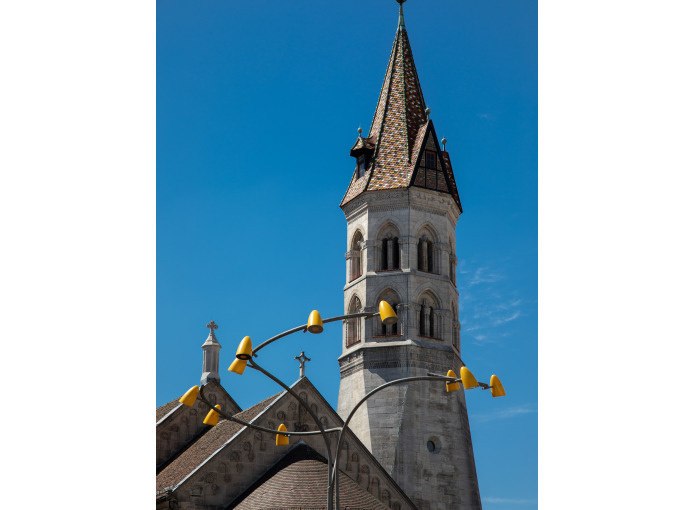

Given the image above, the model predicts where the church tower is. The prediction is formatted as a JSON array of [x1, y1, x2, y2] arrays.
[[337, 2, 482, 509]]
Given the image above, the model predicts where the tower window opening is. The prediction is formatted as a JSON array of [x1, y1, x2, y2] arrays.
[[346, 296, 362, 347], [381, 238, 389, 270], [418, 234, 436, 274], [378, 232, 400, 271], [429, 307, 435, 337], [418, 294, 440, 339], [449, 242, 455, 284], [349, 231, 364, 282], [452, 302, 460, 351], [381, 318, 398, 337], [374, 291, 400, 338]]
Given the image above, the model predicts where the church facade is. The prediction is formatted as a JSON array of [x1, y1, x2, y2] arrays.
[[157, 3, 481, 509]]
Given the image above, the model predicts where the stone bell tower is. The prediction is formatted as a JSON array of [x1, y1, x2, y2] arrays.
[[336, 2, 482, 509]]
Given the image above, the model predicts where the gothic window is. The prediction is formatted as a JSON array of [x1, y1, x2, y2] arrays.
[[346, 296, 362, 347], [376, 223, 400, 272], [349, 230, 364, 282], [417, 227, 438, 274], [452, 301, 460, 351], [374, 289, 400, 338], [449, 240, 456, 285], [418, 292, 441, 339], [381, 238, 389, 270]]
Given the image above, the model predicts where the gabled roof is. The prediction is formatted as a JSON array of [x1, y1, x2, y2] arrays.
[[156, 382, 242, 424], [156, 399, 181, 422], [156, 393, 281, 491], [340, 4, 462, 210], [230, 444, 390, 510], [156, 377, 417, 509]]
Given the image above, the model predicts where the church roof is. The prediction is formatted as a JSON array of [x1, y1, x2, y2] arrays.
[[340, 3, 462, 211], [156, 377, 418, 509], [156, 393, 281, 491], [230, 444, 390, 510], [156, 382, 242, 423], [156, 399, 180, 422]]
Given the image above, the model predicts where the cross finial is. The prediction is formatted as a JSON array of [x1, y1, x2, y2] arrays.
[[206, 320, 218, 334], [294, 351, 312, 378]]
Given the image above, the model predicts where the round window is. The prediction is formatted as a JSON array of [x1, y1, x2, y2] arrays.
[[426, 436, 441, 453]]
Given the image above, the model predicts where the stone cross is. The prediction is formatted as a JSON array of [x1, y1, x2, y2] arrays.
[[294, 351, 312, 378], [206, 320, 218, 336]]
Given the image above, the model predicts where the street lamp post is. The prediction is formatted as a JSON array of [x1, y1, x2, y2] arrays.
[[178, 302, 506, 510]]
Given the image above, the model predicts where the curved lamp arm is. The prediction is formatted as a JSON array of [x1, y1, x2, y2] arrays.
[[330, 374, 461, 508], [252, 311, 380, 355], [197, 385, 340, 437], [247, 358, 337, 510]]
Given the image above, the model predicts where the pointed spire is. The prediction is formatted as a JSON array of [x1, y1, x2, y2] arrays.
[[340, 1, 463, 211], [397, 0, 406, 30], [201, 320, 222, 385]]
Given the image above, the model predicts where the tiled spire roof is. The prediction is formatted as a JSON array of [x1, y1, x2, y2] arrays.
[[341, 2, 462, 211], [367, 6, 427, 183]]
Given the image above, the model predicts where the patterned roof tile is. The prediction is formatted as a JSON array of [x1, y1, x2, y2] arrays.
[[156, 393, 281, 491], [340, 10, 462, 210]]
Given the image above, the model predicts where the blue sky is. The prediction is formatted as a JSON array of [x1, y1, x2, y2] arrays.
[[157, 0, 536, 508]]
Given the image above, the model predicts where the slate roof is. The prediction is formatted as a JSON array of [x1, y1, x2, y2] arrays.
[[156, 399, 180, 422], [156, 393, 281, 491], [156, 382, 242, 423], [340, 7, 462, 210], [230, 444, 390, 510]]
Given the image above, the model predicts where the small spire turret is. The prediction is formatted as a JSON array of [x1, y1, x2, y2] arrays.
[[201, 320, 222, 384]]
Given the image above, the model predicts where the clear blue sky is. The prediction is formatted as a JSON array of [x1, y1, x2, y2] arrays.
[[157, 0, 536, 508]]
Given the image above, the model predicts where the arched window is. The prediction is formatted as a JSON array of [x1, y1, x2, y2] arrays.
[[418, 292, 441, 339], [452, 301, 460, 351], [374, 289, 400, 338], [448, 240, 455, 284], [417, 227, 438, 274], [349, 231, 364, 282], [346, 295, 362, 347], [376, 224, 400, 272]]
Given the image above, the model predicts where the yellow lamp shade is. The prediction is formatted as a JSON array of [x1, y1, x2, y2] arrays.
[[307, 310, 324, 334], [179, 385, 199, 407], [379, 301, 398, 326], [275, 423, 289, 446], [490, 374, 506, 398], [203, 404, 222, 426], [445, 369, 460, 393], [228, 358, 247, 375], [235, 336, 253, 360], [460, 366, 479, 390]]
